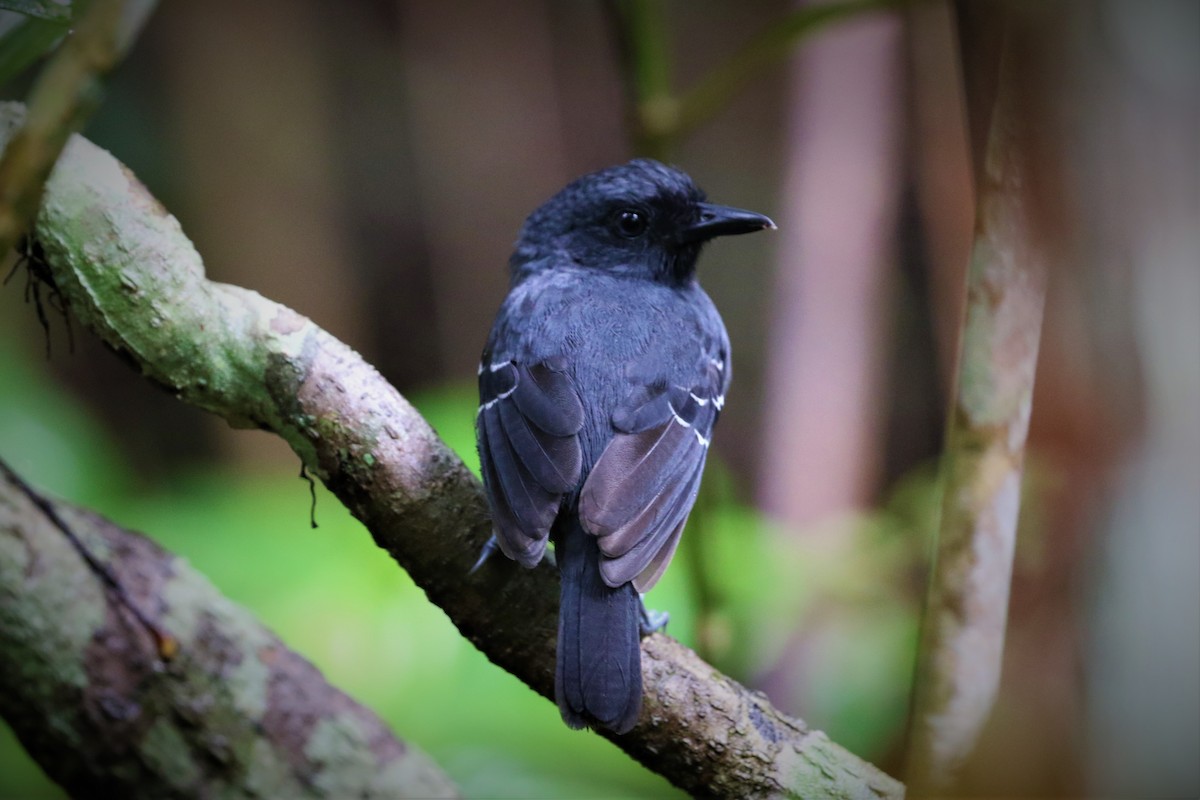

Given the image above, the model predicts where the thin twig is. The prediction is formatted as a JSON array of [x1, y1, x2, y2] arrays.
[[605, 0, 675, 158], [608, 0, 899, 156], [673, 0, 898, 140], [0, 0, 157, 256]]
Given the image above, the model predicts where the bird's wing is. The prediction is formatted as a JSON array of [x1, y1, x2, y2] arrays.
[[579, 354, 726, 592], [476, 354, 584, 567]]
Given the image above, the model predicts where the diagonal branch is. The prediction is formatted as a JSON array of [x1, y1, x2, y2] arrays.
[[0, 458, 461, 799], [1, 101, 902, 799]]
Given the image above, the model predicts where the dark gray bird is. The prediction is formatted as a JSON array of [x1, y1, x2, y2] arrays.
[[476, 158, 773, 733]]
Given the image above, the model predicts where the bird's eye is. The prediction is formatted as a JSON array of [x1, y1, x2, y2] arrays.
[[613, 208, 648, 238]]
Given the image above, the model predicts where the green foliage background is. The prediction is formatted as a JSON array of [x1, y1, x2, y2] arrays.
[[0, 312, 922, 797]]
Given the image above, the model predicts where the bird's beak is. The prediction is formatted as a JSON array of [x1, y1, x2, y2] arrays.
[[680, 202, 776, 244]]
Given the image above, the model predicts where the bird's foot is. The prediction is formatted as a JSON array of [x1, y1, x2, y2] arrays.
[[468, 536, 500, 575], [470, 536, 557, 574], [638, 598, 669, 636]]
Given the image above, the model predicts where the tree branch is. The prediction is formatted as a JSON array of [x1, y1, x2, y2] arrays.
[[1, 101, 902, 799], [0, 458, 460, 799], [905, 2, 1059, 791]]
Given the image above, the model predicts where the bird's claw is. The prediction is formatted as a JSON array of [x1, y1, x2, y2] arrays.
[[469, 536, 500, 575], [639, 600, 669, 636], [470, 536, 558, 574]]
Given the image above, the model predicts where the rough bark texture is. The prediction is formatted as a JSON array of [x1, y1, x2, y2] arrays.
[[905, 3, 1055, 792], [1, 101, 902, 799], [0, 462, 459, 799]]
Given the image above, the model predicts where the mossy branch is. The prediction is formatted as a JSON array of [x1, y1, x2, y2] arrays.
[[0, 459, 461, 799], [0, 101, 903, 799]]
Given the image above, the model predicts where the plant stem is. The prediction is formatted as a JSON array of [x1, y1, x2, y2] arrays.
[[607, 0, 676, 158], [674, 0, 897, 140], [0, 0, 156, 255]]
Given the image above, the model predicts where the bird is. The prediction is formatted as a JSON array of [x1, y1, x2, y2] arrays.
[[475, 158, 774, 734]]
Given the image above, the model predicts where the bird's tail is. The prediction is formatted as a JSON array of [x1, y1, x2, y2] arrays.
[[555, 511, 642, 734]]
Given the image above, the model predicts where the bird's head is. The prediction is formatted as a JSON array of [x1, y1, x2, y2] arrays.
[[511, 159, 774, 285]]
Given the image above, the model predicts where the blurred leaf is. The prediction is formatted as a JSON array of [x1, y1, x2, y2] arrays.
[[0, 723, 62, 797], [801, 601, 917, 756], [0, 328, 131, 509], [0, 13, 67, 86], [658, 463, 937, 762], [0, 2, 72, 23]]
